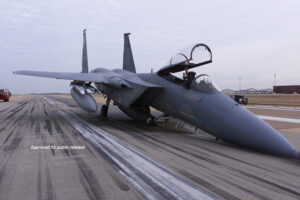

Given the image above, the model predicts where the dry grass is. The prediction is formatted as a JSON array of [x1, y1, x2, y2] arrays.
[[243, 94, 300, 106]]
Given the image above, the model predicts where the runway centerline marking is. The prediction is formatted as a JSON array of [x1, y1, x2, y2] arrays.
[[43, 97, 217, 200], [257, 115, 300, 124], [246, 105, 300, 112]]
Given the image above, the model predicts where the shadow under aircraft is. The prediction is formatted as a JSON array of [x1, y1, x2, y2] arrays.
[[14, 30, 299, 158]]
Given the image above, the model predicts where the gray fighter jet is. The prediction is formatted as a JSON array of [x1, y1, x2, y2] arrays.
[[14, 30, 299, 158]]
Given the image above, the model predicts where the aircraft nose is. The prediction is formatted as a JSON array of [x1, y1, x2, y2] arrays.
[[221, 106, 299, 158]]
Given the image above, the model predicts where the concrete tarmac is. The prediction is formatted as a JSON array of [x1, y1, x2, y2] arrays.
[[0, 95, 300, 200]]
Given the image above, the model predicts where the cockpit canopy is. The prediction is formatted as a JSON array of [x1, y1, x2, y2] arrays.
[[158, 43, 212, 75], [190, 74, 220, 93], [157, 43, 219, 93]]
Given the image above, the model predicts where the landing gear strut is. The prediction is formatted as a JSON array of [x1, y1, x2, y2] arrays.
[[100, 98, 111, 118]]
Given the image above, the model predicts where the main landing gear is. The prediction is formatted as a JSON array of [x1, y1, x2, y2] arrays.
[[100, 98, 111, 119]]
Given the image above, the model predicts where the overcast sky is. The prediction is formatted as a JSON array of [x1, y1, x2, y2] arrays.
[[1, 0, 300, 93]]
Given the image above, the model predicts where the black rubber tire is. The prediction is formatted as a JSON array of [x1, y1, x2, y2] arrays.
[[100, 105, 108, 117], [145, 117, 156, 126]]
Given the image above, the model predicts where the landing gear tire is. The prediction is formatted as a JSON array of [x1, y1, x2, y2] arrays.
[[99, 97, 111, 119], [100, 105, 108, 118], [146, 117, 156, 126]]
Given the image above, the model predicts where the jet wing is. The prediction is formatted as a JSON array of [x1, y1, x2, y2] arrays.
[[13, 70, 163, 107], [13, 70, 107, 83]]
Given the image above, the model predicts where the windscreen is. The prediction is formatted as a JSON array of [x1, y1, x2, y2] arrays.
[[190, 74, 220, 93]]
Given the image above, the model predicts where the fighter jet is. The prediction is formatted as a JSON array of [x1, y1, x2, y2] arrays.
[[14, 30, 299, 158]]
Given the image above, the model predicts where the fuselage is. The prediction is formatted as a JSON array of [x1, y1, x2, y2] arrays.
[[92, 68, 299, 158], [139, 72, 228, 137], [141, 73, 299, 158]]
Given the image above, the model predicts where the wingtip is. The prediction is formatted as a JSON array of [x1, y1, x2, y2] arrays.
[[12, 70, 27, 75], [83, 29, 87, 35]]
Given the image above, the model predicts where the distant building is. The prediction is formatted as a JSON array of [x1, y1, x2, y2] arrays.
[[222, 89, 235, 94], [258, 88, 273, 94], [223, 88, 273, 94], [239, 88, 259, 94], [273, 85, 300, 94]]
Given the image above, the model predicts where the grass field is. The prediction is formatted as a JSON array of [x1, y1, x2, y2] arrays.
[[243, 94, 300, 106]]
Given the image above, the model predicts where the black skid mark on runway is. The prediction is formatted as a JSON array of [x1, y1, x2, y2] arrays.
[[0, 106, 10, 114], [30, 118, 35, 129], [42, 101, 49, 116], [13, 110, 27, 126], [58, 140, 105, 199], [3, 133, 23, 151], [50, 144, 55, 156], [0, 127, 5, 133], [95, 119, 211, 168], [45, 164, 56, 200], [3, 130, 14, 144], [177, 169, 241, 200], [104, 124, 207, 168], [116, 121, 300, 198], [51, 96, 77, 107], [35, 121, 41, 137], [17, 100, 29, 105], [52, 119, 64, 135], [73, 123, 180, 200], [71, 129, 79, 137], [10, 100, 29, 112], [30, 105, 35, 113], [107, 120, 221, 166], [231, 168, 300, 198], [6, 105, 25, 120], [50, 148, 55, 156], [216, 176, 269, 200], [85, 146, 97, 158], [0, 154, 11, 186], [45, 110, 105, 200], [37, 152, 42, 200], [108, 172, 130, 191], [188, 138, 275, 173], [76, 157, 105, 200], [45, 120, 52, 135], [63, 149, 69, 157], [273, 166, 300, 179]]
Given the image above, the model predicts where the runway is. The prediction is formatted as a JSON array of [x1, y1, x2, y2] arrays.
[[1, 95, 300, 200]]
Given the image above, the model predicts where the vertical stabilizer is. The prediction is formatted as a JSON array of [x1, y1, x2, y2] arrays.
[[82, 29, 89, 73], [123, 33, 136, 73]]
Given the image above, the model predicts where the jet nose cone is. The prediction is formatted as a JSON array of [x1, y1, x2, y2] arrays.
[[221, 106, 299, 158]]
